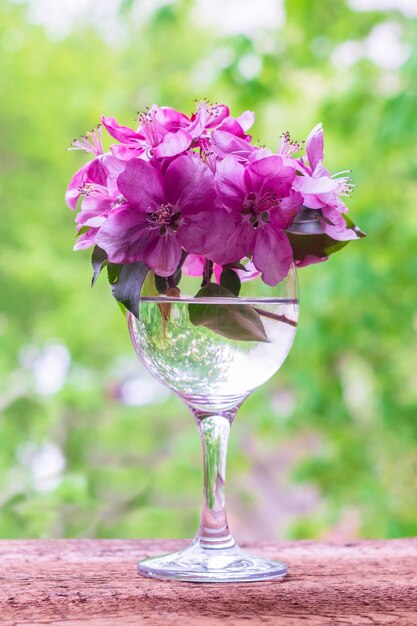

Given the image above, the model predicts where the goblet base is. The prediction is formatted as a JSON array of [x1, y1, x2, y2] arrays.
[[137, 539, 287, 583]]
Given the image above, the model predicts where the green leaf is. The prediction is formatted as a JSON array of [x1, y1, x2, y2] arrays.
[[172, 249, 188, 285], [288, 207, 324, 235], [155, 274, 168, 294], [107, 262, 123, 285], [189, 283, 268, 342], [107, 262, 149, 318], [223, 261, 248, 272], [344, 213, 366, 237], [172, 269, 182, 286], [220, 268, 241, 296], [91, 245, 108, 286], [287, 231, 348, 260], [286, 207, 366, 262]]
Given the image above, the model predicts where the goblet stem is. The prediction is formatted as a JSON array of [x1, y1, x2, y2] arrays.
[[195, 413, 234, 549], [136, 403, 288, 581]]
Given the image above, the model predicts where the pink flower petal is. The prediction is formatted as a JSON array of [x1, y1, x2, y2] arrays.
[[157, 106, 189, 130], [102, 154, 126, 195], [235, 110, 255, 132], [182, 254, 205, 277], [300, 194, 326, 209], [66, 157, 108, 210], [211, 130, 255, 161], [154, 129, 192, 158], [66, 162, 90, 210], [76, 203, 109, 225], [164, 155, 216, 214], [187, 102, 230, 139], [102, 154, 126, 179], [248, 148, 274, 163], [186, 103, 208, 139], [208, 221, 254, 266], [206, 104, 230, 128], [110, 144, 145, 160], [296, 255, 328, 268], [313, 162, 332, 178], [73, 227, 99, 251], [117, 159, 164, 210], [249, 155, 295, 188], [253, 227, 293, 286], [213, 264, 223, 283], [306, 123, 324, 171], [238, 260, 261, 282], [321, 205, 358, 241], [143, 234, 182, 277], [182, 254, 223, 283], [178, 207, 234, 256], [322, 222, 358, 241], [293, 174, 339, 195], [217, 117, 246, 138], [270, 190, 303, 229], [101, 115, 141, 143], [96, 206, 156, 264], [87, 158, 108, 186], [215, 157, 246, 212]]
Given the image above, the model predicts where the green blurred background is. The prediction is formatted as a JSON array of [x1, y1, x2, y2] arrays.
[[1, 0, 416, 541]]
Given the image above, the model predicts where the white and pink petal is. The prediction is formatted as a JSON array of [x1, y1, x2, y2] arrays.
[[305, 123, 324, 171]]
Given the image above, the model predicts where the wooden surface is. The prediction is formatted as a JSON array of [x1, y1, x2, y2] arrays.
[[0, 539, 416, 625]]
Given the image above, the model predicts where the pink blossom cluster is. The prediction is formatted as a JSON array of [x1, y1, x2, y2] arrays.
[[67, 101, 358, 286]]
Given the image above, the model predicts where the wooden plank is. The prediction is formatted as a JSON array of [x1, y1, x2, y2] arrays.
[[0, 539, 416, 625]]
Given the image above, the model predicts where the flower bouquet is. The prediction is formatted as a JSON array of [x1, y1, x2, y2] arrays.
[[67, 101, 364, 582]]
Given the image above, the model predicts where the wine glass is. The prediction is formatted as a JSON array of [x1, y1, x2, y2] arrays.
[[127, 264, 299, 582]]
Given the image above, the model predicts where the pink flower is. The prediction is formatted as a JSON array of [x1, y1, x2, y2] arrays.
[[294, 124, 340, 207], [211, 156, 302, 285], [74, 226, 101, 251], [74, 155, 125, 229], [183, 254, 260, 283], [101, 116, 141, 144], [68, 105, 364, 286], [101, 102, 255, 163], [295, 255, 328, 268], [96, 155, 225, 276], [183, 255, 222, 283], [69, 125, 104, 156], [187, 102, 230, 138], [102, 106, 192, 161], [294, 123, 358, 241], [140, 106, 192, 158], [301, 124, 356, 204], [69, 154, 125, 251], [66, 127, 106, 210], [210, 130, 257, 162], [188, 101, 254, 143], [233, 110, 255, 133], [209, 128, 276, 167], [277, 131, 304, 167]]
